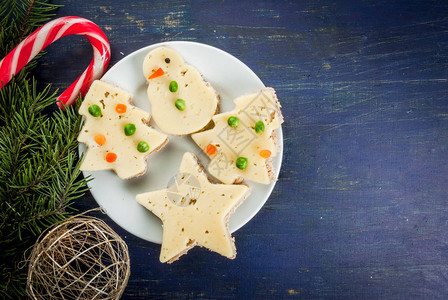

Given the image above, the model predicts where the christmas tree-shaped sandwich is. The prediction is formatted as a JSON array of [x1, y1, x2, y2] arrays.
[[78, 80, 168, 179], [192, 88, 283, 184]]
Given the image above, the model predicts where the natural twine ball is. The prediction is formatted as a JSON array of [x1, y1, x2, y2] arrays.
[[27, 215, 130, 300]]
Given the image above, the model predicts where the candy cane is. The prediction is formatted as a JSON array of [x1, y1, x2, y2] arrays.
[[0, 16, 111, 108]]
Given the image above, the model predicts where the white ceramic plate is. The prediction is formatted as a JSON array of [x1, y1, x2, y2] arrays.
[[80, 41, 283, 244]]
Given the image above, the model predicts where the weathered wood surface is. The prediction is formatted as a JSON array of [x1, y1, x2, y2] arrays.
[[34, 0, 448, 298]]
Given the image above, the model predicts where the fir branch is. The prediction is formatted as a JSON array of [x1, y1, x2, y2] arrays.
[[19, 0, 35, 42], [0, 0, 61, 57], [0, 1, 91, 298], [0, 87, 88, 298]]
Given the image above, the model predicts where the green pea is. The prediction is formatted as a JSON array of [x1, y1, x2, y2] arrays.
[[124, 123, 136, 136], [236, 157, 248, 170], [88, 104, 102, 117], [227, 116, 239, 128], [137, 141, 150, 153], [175, 99, 186, 111], [255, 120, 265, 133], [169, 81, 178, 92]]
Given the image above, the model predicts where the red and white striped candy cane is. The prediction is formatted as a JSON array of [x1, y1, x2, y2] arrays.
[[0, 16, 111, 108]]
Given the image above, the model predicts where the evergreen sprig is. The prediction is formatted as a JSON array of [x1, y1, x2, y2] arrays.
[[0, 0, 61, 57], [0, 1, 89, 298]]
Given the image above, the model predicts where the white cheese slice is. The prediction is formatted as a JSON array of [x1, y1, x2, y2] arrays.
[[143, 47, 219, 135], [78, 80, 168, 179], [136, 152, 250, 263], [191, 88, 283, 184]]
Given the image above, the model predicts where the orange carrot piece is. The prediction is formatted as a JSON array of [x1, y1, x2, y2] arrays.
[[115, 103, 127, 113], [148, 67, 165, 79], [206, 144, 218, 155], [259, 150, 271, 159], [105, 152, 117, 163], [94, 134, 106, 145]]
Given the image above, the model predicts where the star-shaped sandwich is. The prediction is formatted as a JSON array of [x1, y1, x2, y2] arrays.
[[191, 88, 283, 184], [78, 80, 168, 179], [136, 152, 250, 263]]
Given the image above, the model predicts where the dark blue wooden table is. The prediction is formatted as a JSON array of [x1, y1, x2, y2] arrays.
[[35, 0, 448, 298]]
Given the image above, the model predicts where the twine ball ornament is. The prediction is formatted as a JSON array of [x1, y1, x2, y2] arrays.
[[27, 215, 130, 300]]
